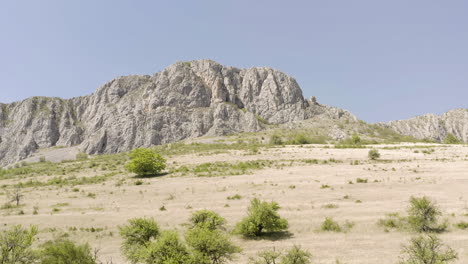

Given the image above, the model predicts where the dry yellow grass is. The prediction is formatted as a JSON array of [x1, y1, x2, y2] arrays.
[[1, 143, 467, 263]]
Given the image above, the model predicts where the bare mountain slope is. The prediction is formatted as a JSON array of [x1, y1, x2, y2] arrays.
[[381, 109, 468, 142]]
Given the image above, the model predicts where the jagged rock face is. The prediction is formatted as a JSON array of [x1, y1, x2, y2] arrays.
[[383, 109, 468, 142], [0, 60, 355, 165]]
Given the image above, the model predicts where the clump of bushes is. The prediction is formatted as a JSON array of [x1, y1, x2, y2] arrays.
[[119, 211, 241, 264], [249, 246, 311, 264], [125, 148, 166, 176], [235, 198, 289, 237], [0, 225, 101, 264], [320, 217, 354, 232]]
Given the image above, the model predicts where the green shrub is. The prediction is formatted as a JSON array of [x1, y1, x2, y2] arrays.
[[38, 238, 96, 264], [189, 210, 226, 230], [0, 225, 38, 264], [443, 133, 461, 144], [227, 194, 242, 200], [321, 217, 341, 232], [368, 149, 380, 160], [455, 221, 468, 230], [119, 217, 160, 263], [249, 246, 311, 264], [235, 198, 288, 237], [185, 227, 241, 264], [280, 245, 311, 264], [407, 196, 446, 233], [399, 235, 457, 264], [269, 135, 283, 145], [144, 231, 191, 264], [249, 248, 281, 264], [125, 148, 166, 176], [356, 178, 368, 183]]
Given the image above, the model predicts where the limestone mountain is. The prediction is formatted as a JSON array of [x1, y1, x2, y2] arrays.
[[0, 60, 355, 165], [381, 109, 468, 143]]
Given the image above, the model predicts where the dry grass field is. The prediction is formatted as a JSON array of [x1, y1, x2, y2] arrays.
[[1, 143, 467, 263]]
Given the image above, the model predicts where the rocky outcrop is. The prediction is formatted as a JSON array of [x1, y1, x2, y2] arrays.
[[0, 60, 355, 165], [382, 109, 468, 142]]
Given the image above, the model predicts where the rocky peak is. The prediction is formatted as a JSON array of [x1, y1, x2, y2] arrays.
[[0, 60, 355, 165]]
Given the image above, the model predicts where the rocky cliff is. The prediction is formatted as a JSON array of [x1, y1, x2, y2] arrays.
[[382, 109, 468, 142], [0, 60, 355, 165]]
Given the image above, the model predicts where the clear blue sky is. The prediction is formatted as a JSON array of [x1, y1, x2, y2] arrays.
[[1, 1, 467, 122]]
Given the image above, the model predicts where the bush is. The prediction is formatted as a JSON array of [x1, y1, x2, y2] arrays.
[[236, 198, 288, 237], [185, 227, 241, 264], [443, 133, 460, 144], [119, 217, 160, 263], [269, 135, 283, 145], [407, 196, 446, 233], [38, 239, 96, 264], [321, 217, 342, 232], [189, 210, 226, 230], [144, 231, 191, 264], [399, 235, 457, 264], [249, 246, 311, 264], [455, 221, 468, 230], [0, 225, 38, 264], [249, 249, 281, 264], [125, 148, 166, 176], [368, 149, 380, 160], [281, 246, 311, 264]]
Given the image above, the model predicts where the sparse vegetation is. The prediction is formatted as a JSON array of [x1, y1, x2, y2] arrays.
[[249, 246, 311, 264], [443, 133, 461, 144]]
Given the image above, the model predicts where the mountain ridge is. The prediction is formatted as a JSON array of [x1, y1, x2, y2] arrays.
[[0, 59, 356, 165]]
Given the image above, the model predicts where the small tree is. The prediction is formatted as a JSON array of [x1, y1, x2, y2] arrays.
[[38, 238, 97, 264], [368, 149, 380, 160], [407, 196, 446, 233], [236, 198, 288, 237], [399, 235, 457, 264], [8, 188, 23, 207], [443, 133, 460, 144], [0, 225, 38, 264], [143, 231, 191, 264], [119, 217, 160, 263], [125, 148, 166, 176]]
